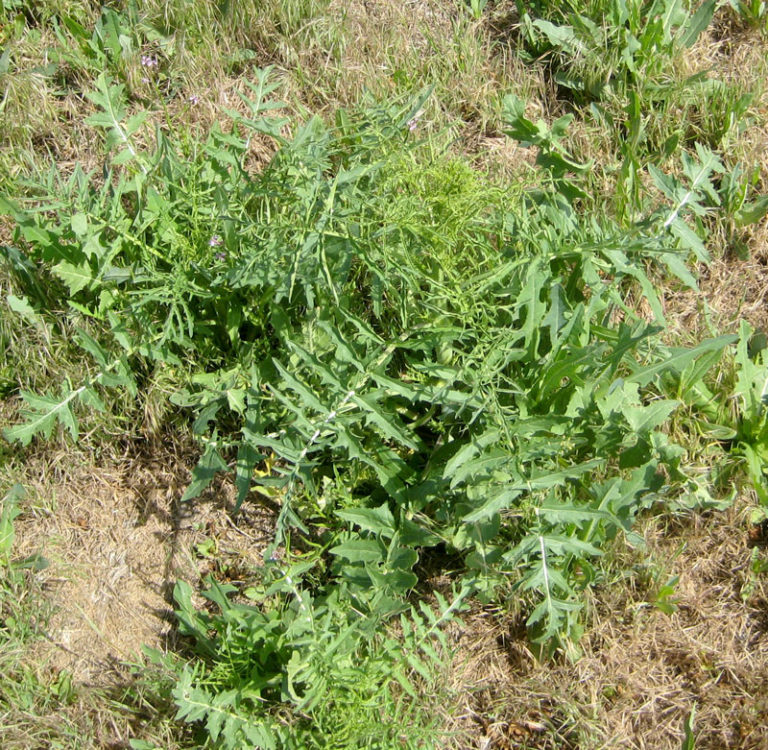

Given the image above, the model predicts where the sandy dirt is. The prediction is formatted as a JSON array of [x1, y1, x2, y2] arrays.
[[11, 443, 275, 687]]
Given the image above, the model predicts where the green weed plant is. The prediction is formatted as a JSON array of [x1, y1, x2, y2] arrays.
[[728, 0, 768, 30], [1, 67, 762, 745], [515, 0, 716, 102]]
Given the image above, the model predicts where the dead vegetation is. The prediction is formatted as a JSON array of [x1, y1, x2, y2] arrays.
[[11, 442, 275, 687], [443, 495, 768, 749]]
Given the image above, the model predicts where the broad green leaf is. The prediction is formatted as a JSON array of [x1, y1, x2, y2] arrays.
[[623, 399, 680, 435], [80, 386, 106, 413], [369, 371, 421, 400], [521, 561, 571, 596], [0, 485, 24, 557], [181, 445, 228, 502], [4, 388, 84, 446], [443, 429, 501, 480], [70, 212, 89, 237], [461, 487, 523, 523], [226, 388, 246, 415], [318, 320, 365, 372], [386, 543, 418, 572], [449, 447, 510, 488], [678, 0, 715, 47], [662, 252, 698, 290], [532, 19, 581, 53], [378, 567, 418, 593], [536, 505, 612, 529], [519, 257, 545, 358], [736, 195, 768, 227], [525, 458, 605, 490], [453, 513, 500, 549], [76, 328, 108, 367], [329, 538, 384, 563], [7, 294, 37, 320], [332, 429, 408, 502], [669, 219, 709, 262], [352, 392, 421, 451], [502, 94, 543, 144], [626, 335, 737, 386], [400, 517, 441, 547], [234, 443, 260, 512], [681, 704, 696, 750], [53, 261, 93, 295], [336, 503, 396, 537], [535, 533, 602, 557]]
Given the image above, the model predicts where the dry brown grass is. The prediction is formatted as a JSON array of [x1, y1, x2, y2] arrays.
[[660, 22, 768, 341], [440, 495, 768, 749], [665, 231, 768, 340], [10, 441, 275, 687]]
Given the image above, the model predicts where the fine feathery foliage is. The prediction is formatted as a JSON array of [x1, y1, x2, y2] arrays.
[[1, 67, 763, 742], [168, 573, 472, 748]]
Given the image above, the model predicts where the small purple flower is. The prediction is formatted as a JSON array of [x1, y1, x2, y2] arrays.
[[214, 251, 227, 262], [209, 234, 223, 247], [188, 94, 200, 106], [407, 117, 419, 132], [141, 55, 158, 68]]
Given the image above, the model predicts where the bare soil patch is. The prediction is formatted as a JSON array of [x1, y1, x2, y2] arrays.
[[11, 442, 275, 687]]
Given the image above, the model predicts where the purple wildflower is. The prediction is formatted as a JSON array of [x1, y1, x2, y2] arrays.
[[141, 55, 158, 68], [209, 235, 223, 247], [214, 251, 227, 262], [188, 94, 200, 106]]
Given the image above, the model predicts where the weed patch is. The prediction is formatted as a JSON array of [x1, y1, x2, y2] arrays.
[[1, 2, 768, 747]]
